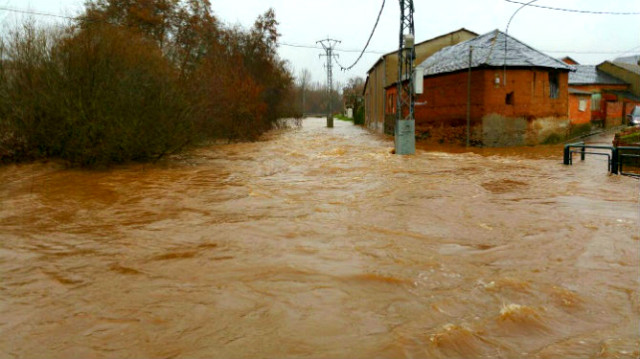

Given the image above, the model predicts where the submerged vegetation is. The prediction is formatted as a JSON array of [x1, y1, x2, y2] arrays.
[[0, 0, 296, 166], [617, 126, 640, 145]]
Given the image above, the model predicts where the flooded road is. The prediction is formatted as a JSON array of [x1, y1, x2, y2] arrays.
[[1, 118, 638, 358]]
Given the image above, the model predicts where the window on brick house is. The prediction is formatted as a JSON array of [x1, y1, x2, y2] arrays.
[[579, 99, 587, 112], [505, 92, 514, 105], [549, 71, 559, 99], [591, 93, 601, 111], [386, 93, 396, 114]]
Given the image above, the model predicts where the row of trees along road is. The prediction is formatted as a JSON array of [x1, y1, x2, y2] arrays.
[[0, 0, 297, 167], [292, 68, 364, 123]]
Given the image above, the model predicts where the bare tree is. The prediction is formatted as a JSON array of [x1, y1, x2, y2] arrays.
[[297, 68, 312, 116], [343, 76, 365, 124]]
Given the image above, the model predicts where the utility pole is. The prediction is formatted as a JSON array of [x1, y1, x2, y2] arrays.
[[466, 45, 473, 147], [317, 38, 341, 128], [395, 0, 416, 155]]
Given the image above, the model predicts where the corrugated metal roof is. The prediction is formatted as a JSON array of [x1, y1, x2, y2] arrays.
[[614, 55, 640, 65], [569, 65, 627, 85], [417, 30, 573, 76]]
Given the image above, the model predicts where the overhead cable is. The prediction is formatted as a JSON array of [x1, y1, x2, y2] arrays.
[[504, 0, 640, 15], [0, 5, 76, 20], [279, 42, 386, 55], [335, 0, 386, 71]]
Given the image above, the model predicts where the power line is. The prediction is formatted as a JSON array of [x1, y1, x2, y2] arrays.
[[0, 5, 389, 56], [279, 42, 386, 55], [503, 0, 539, 85], [0, 5, 76, 20], [542, 47, 640, 55], [280, 41, 640, 57], [504, 0, 640, 15], [335, 0, 386, 71], [3, 4, 636, 61]]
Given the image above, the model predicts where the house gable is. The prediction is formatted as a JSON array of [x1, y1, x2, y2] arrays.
[[598, 61, 640, 97]]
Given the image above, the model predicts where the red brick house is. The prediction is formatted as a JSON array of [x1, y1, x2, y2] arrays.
[[597, 61, 640, 125], [567, 63, 635, 127], [386, 30, 573, 146]]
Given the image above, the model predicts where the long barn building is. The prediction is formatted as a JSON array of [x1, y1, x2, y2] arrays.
[[363, 28, 478, 134]]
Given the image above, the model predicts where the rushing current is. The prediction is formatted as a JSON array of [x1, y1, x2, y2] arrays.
[[1, 118, 638, 358]]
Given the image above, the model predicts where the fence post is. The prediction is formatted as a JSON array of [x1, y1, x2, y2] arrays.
[[611, 147, 619, 174], [563, 144, 572, 165]]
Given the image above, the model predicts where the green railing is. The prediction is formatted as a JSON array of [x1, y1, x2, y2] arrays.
[[563, 142, 640, 177]]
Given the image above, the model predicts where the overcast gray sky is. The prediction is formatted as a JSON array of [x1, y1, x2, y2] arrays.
[[2, 0, 639, 88]]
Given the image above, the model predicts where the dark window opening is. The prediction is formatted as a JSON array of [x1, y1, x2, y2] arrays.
[[549, 71, 559, 99], [506, 92, 514, 105], [386, 93, 396, 114]]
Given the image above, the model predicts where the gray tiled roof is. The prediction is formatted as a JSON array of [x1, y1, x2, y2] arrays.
[[418, 30, 572, 76], [569, 65, 627, 85]]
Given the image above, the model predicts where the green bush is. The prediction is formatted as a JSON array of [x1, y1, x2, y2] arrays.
[[354, 105, 364, 125], [1, 23, 192, 166], [335, 114, 352, 122], [620, 131, 640, 144]]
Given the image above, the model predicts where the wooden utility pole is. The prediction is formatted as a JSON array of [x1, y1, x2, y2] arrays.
[[466, 46, 473, 147]]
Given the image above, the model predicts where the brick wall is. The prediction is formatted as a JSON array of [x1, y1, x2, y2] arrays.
[[569, 94, 591, 125], [606, 101, 624, 127], [569, 84, 628, 122]]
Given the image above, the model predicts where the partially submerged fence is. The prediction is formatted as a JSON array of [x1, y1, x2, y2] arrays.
[[563, 142, 640, 178]]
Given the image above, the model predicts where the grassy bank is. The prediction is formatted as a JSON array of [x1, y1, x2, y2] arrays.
[[335, 114, 353, 122]]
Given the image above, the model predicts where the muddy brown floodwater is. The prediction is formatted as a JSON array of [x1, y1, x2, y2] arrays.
[[1, 118, 639, 358]]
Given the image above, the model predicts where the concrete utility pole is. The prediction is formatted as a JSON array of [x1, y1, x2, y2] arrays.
[[395, 0, 416, 155], [317, 38, 341, 128]]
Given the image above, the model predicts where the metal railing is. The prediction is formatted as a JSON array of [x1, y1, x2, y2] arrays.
[[563, 142, 640, 177], [618, 147, 640, 178]]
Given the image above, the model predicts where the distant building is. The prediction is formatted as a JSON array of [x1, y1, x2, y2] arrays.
[[597, 61, 640, 126], [386, 30, 573, 147], [561, 56, 580, 65], [363, 28, 478, 134], [567, 64, 633, 127]]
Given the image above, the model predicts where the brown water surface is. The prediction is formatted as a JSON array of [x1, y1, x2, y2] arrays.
[[1, 118, 638, 358]]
